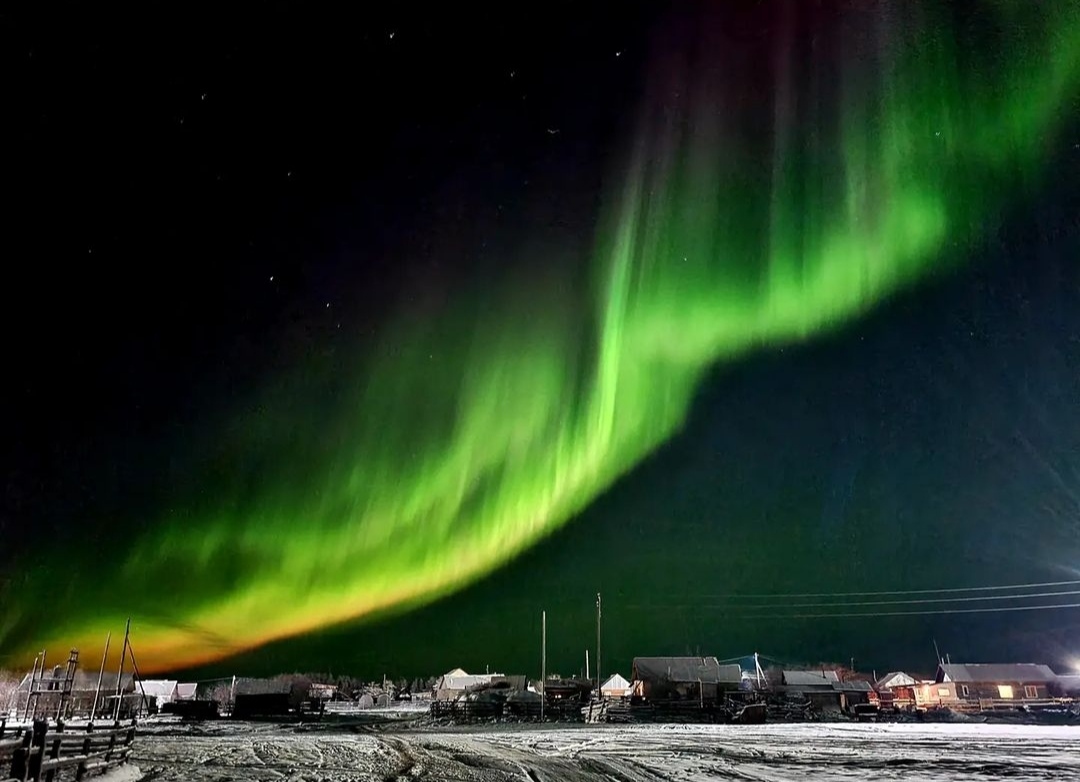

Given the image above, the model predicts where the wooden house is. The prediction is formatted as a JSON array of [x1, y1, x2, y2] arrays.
[[875, 671, 920, 709], [631, 657, 742, 702], [780, 670, 875, 711], [933, 663, 1060, 708]]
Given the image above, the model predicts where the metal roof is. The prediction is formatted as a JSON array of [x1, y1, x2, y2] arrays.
[[633, 657, 743, 685], [832, 680, 874, 692], [138, 680, 179, 700], [876, 672, 917, 689], [601, 673, 631, 691], [782, 670, 840, 687], [938, 663, 1057, 684]]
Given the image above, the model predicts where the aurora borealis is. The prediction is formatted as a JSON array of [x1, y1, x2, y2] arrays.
[[3, 2, 1080, 673]]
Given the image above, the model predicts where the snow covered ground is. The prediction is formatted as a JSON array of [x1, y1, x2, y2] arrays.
[[125, 721, 1079, 780]]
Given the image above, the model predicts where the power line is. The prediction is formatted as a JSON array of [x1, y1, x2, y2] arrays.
[[669, 579, 1080, 600], [730, 602, 1080, 620], [708, 588, 1080, 610]]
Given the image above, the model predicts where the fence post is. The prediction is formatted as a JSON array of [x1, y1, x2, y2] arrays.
[[10, 729, 31, 781], [43, 720, 62, 782], [76, 723, 93, 781], [27, 720, 47, 782], [105, 727, 117, 762]]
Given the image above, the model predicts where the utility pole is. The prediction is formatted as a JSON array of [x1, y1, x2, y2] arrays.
[[595, 592, 602, 696], [540, 610, 547, 722], [90, 632, 111, 724], [112, 619, 131, 722], [933, 638, 942, 665], [585, 649, 590, 681]]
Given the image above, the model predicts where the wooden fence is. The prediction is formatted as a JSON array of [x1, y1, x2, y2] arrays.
[[0, 719, 136, 782]]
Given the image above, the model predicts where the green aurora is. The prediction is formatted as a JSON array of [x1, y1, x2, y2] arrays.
[[3, 2, 1079, 670]]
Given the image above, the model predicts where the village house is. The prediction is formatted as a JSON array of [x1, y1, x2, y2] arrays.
[[631, 657, 743, 703], [780, 670, 876, 711], [875, 671, 922, 710], [432, 668, 504, 701], [928, 663, 1060, 708], [139, 680, 179, 709]]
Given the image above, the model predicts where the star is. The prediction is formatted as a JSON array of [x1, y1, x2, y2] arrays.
[[389, 31, 395, 40], [546, 128, 560, 135], [200, 93, 207, 101]]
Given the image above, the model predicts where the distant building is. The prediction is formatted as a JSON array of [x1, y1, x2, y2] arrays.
[[175, 683, 198, 701], [137, 680, 179, 709], [631, 657, 742, 702], [309, 683, 338, 701], [875, 671, 921, 709], [432, 668, 503, 701], [780, 670, 875, 711], [600, 673, 631, 698], [932, 663, 1059, 706]]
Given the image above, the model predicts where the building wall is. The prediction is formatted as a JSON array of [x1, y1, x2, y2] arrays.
[[952, 681, 1051, 702], [915, 682, 960, 707]]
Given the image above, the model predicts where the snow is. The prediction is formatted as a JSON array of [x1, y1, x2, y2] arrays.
[[125, 721, 1080, 780]]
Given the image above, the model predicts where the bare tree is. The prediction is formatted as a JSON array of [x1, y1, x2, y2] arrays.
[[0, 670, 21, 715]]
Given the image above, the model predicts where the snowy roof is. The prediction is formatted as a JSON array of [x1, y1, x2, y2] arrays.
[[938, 663, 1057, 684], [176, 683, 198, 700], [633, 657, 742, 685], [601, 673, 631, 691], [443, 668, 469, 678], [782, 670, 840, 687], [435, 673, 494, 692], [877, 672, 917, 689], [138, 680, 178, 700]]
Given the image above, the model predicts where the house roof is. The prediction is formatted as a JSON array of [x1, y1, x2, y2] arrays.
[[17, 671, 136, 693], [176, 683, 198, 700], [832, 680, 874, 693], [876, 671, 917, 689], [601, 673, 631, 691], [435, 674, 494, 691], [782, 670, 840, 687], [938, 663, 1057, 684], [138, 680, 179, 700], [632, 657, 742, 685]]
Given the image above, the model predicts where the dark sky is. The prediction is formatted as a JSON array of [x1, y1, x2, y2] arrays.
[[3, 3, 1080, 680]]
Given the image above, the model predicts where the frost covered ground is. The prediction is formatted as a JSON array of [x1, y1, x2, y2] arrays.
[[124, 721, 1079, 781]]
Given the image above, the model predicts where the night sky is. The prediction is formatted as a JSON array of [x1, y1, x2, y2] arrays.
[[3, 2, 1080, 681]]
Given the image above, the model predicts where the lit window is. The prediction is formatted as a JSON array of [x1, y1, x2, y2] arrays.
[[998, 685, 1014, 699], [937, 687, 950, 697], [1024, 686, 1038, 699]]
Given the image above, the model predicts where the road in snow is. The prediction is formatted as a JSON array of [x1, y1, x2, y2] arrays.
[[127, 721, 1080, 781]]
